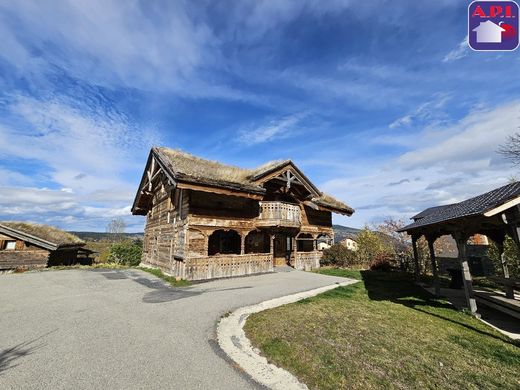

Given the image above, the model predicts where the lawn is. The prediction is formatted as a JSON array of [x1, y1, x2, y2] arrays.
[[244, 269, 520, 390]]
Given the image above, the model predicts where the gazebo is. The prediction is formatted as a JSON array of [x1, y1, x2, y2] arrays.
[[398, 182, 520, 316]]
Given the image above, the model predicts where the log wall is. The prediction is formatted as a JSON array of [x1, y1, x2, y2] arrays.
[[0, 238, 50, 269], [141, 186, 189, 277], [0, 249, 50, 269]]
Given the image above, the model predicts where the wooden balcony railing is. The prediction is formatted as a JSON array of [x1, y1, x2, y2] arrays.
[[257, 201, 301, 228]]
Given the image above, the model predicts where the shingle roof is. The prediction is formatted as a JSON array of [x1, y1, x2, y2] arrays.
[[411, 204, 453, 220], [0, 222, 85, 250], [151, 147, 353, 215], [399, 182, 520, 232]]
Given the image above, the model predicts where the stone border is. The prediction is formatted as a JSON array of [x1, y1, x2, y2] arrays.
[[217, 279, 359, 390]]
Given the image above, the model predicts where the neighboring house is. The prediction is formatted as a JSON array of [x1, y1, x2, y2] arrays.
[[0, 222, 90, 270], [472, 20, 505, 43], [341, 236, 359, 251], [131, 147, 354, 281]]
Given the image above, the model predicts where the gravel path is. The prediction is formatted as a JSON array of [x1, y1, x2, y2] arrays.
[[0, 268, 352, 390]]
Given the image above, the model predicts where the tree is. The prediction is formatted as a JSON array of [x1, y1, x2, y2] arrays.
[[106, 218, 126, 242], [107, 239, 143, 266], [488, 235, 520, 278], [498, 132, 520, 166], [374, 218, 410, 254], [322, 244, 357, 267], [355, 227, 392, 266]]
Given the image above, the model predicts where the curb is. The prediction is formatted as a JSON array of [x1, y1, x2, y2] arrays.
[[217, 279, 359, 390]]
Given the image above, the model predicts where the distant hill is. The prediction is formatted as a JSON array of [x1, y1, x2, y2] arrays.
[[333, 225, 362, 242], [69, 231, 144, 242]]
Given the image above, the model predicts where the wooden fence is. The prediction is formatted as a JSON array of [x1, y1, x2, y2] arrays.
[[186, 253, 273, 280]]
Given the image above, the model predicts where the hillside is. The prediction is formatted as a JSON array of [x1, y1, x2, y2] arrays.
[[332, 225, 362, 242], [68, 231, 144, 242]]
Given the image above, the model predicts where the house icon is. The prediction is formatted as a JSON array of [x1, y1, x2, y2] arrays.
[[472, 20, 506, 43]]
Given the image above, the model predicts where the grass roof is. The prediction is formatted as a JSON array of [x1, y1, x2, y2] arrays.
[[0, 222, 85, 248], [153, 147, 354, 215]]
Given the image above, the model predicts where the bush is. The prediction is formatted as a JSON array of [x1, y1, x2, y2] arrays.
[[107, 240, 143, 266], [369, 253, 393, 272], [322, 244, 357, 267], [488, 235, 520, 278]]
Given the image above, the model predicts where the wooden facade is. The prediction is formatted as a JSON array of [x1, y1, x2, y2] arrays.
[[132, 147, 354, 281], [0, 223, 88, 270]]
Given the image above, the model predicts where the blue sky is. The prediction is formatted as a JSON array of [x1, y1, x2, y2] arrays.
[[0, 0, 519, 232]]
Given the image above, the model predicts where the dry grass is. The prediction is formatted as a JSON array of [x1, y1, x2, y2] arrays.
[[313, 193, 353, 214], [157, 147, 287, 185], [245, 269, 520, 390], [0, 221, 84, 247]]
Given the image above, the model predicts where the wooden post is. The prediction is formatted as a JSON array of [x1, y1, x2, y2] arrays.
[[412, 235, 420, 282], [240, 232, 246, 255], [454, 234, 478, 316], [426, 236, 440, 296], [496, 240, 514, 299]]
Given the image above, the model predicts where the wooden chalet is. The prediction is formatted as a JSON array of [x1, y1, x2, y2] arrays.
[[0, 222, 90, 270], [132, 147, 354, 281]]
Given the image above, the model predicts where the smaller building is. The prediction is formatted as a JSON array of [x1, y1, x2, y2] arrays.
[[0, 222, 89, 270], [340, 236, 359, 251]]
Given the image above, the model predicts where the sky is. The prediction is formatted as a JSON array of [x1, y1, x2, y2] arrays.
[[0, 0, 519, 232]]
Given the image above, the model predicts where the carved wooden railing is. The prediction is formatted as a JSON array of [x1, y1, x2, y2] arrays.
[[292, 251, 322, 271], [257, 201, 301, 228], [187, 253, 273, 281]]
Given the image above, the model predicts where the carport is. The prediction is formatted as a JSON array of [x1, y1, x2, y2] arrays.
[[398, 182, 520, 317]]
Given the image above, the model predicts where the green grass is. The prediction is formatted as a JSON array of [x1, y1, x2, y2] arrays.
[[245, 269, 520, 390], [137, 267, 190, 287]]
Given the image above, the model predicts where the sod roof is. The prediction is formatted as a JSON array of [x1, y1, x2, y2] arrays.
[[0, 222, 85, 250]]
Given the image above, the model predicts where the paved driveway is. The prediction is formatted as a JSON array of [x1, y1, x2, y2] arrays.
[[0, 268, 352, 390]]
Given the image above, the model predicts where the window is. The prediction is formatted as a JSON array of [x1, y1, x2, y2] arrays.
[[5, 241, 16, 250]]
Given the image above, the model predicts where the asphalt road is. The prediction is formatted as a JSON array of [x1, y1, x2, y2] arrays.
[[0, 268, 352, 390]]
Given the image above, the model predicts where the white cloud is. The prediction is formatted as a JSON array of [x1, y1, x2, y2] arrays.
[[443, 36, 469, 63], [389, 93, 451, 129], [323, 101, 519, 227], [0, 93, 154, 231], [239, 113, 306, 145], [399, 101, 520, 169]]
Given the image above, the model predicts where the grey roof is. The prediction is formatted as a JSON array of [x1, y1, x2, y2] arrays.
[[411, 205, 453, 221], [399, 182, 520, 232]]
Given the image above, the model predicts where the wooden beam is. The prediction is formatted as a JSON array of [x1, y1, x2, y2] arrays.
[[496, 239, 514, 299], [412, 235, 420, 282], [176, 182, 263, 200], [454, 234, 479, 317], [426, 235, 440, 296]]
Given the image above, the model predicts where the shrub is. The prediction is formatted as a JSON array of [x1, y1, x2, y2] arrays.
[[487, 235, 520, 278], [322, 244, 357, 267], [369, 253, 393, 272], [107, 239, 143, 266]]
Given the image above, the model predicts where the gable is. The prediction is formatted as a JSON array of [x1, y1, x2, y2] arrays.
[[250, 162, 321, 198]]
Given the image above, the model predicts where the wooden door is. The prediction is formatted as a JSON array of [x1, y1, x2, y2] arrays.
[[273, 234, 288, 266]]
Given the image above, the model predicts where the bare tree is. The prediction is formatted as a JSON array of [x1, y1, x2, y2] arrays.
[[106, 218, 126, 242], [498, 132, 520, 166]]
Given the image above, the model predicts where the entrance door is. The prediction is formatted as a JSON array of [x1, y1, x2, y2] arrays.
[[273, 234, 289, 266]]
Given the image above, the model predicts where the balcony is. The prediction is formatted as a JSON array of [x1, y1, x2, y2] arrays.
[[257, 201, 301, 228]]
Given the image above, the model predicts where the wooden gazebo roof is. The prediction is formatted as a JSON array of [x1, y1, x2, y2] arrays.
[[398, 182, 520, 239]]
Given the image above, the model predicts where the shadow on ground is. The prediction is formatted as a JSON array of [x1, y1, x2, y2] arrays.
[[360, 270, 519, 346], [0, 331, 55, 375]]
